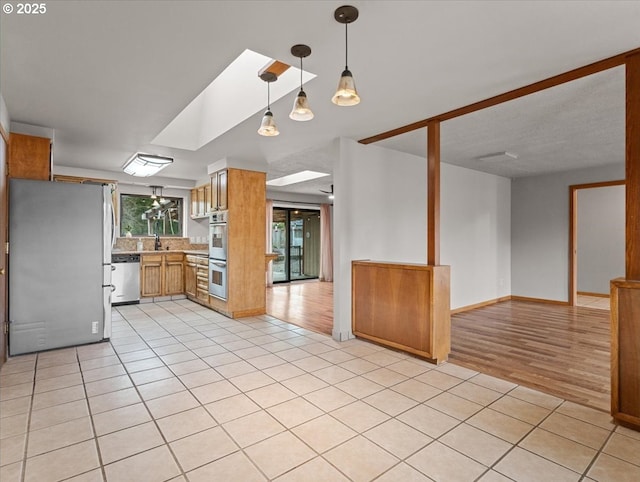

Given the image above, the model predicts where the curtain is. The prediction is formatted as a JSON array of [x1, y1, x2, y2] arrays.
[[266, 199, 274, 287], [319, 203, 333, 282]]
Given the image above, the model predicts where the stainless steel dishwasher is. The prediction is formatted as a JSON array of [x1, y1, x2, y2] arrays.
[[111, 253, 140, 305]]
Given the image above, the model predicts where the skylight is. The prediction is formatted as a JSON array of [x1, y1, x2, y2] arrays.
[[151, 49, 316, 151], [266, 170, 330, 187]]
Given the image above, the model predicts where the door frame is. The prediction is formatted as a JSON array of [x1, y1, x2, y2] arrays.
[[272, 207, 320, 283], [0, 124, 8, 368], [569, 179, 625, 306]]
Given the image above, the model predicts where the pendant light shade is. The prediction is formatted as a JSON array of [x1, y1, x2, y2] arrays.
[[258, 110, 279, 136], [258, 72, 279, 136], [332, 5, 360, 106], [290, 91, 314, 121], [332, 69, 359, 106], [289, 44, 314, 121]]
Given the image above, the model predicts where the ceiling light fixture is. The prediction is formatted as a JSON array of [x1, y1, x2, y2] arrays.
[[123, 153, 173, 177], [289, 44, 314, 121], [476, 151, 519, 162], [258, 72, 279, 136], [332, 5, 360, 106]]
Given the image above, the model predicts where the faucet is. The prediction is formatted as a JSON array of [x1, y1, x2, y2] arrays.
[[154, 234, 161, 251]]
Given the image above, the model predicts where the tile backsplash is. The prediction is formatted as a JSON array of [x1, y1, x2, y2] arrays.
[[114, 237, 207, 252]]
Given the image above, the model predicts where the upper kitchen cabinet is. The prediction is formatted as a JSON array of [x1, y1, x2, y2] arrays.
[[8, 133, 51, 180], [210, 169, 227, 211], [190, 185, 206, 219]]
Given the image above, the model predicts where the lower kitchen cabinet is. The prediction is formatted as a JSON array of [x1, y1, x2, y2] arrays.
[[185, 258, 197, 298], [185, 254, 209, 303], [141, 253, 184, 297], [165, 253, 184, 295]]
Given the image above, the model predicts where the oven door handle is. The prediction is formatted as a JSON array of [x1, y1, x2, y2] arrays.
[[211, 261, 227, 267]]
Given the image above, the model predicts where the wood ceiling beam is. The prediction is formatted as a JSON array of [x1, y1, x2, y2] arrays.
[[359, 47, 640, 145]]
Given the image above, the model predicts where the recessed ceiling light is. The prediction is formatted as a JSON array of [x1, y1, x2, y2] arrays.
[[267, 170, 330, 187], [152, 49, 316, 151], [476, 151, 518, 162]]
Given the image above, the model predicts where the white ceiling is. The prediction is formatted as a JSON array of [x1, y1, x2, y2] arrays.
[[2, 1, 639, 194]]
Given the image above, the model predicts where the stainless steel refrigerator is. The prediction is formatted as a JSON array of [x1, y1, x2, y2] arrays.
[[8, 179, 114, 355]]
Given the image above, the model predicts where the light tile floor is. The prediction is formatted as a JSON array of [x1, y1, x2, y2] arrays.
[[1, 299, 639, 481]]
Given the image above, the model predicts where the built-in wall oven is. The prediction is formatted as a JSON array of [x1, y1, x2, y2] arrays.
[[209, 258, 227, 300], [209, 211, 228, 299]]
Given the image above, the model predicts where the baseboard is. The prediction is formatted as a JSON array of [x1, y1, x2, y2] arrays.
[[451, 296, 511, 314], [510, 295, 570, 306], [577, 291, 610, 298]]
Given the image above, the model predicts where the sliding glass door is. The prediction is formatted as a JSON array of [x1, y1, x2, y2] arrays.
[[272, 208, 320, 283]]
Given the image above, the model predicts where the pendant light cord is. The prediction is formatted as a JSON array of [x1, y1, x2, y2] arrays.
[[267, 81, 271, 110], [300, 56, 303, 89]]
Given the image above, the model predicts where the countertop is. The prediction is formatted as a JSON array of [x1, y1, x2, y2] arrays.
[[112, 249, 208, 256]]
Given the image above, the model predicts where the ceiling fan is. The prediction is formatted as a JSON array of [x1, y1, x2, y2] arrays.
[[320, 184, 334, 199]]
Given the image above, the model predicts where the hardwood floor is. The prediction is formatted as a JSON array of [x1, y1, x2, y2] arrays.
[[266, 281, 333, 335], [449, 300, 611, 412], [266, 284, 611, 412]]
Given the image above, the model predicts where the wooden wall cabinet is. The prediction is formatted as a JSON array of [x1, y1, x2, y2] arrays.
[[190, 186, 207, 219], [190, 188, 200, 218], [352, 260, 451, 363], [210, 169, 228, 211], [8, 133, 51, 180], [141, 253, 184, 297]]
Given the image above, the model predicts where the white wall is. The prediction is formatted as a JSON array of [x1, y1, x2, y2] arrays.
[[577, 184, 624, 294], [0, 93, 10, 134], [333, 139, 512, 340], [441, 164, 511, 309], [333, 139, 427, 340], [511, 163, 624, 301]]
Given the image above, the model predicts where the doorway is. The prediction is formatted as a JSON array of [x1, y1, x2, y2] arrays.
[[272, 208, 320, 283], [569, 180, 625, 306]]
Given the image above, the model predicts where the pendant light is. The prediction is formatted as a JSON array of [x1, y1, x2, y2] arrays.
[[332, 5, 360, 106], [258, 72, 279, 136], [289, 44, 314, 121]]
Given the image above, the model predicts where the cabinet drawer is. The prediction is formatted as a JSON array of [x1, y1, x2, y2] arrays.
[[165, 253, 184, 263], [141, 253, 163, 264]]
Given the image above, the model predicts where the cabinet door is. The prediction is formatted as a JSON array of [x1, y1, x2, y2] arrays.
[[217, 170, 228, 211], [141, 255, 163, 297], [185, 260, 197, 298], [204, 184, 212, 214], [165, 254, 184, 295], [8, 133, 51, 180], [210, 172, 218, 211], [197, 186, 206, 216], [190, 188, 199, 218]]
